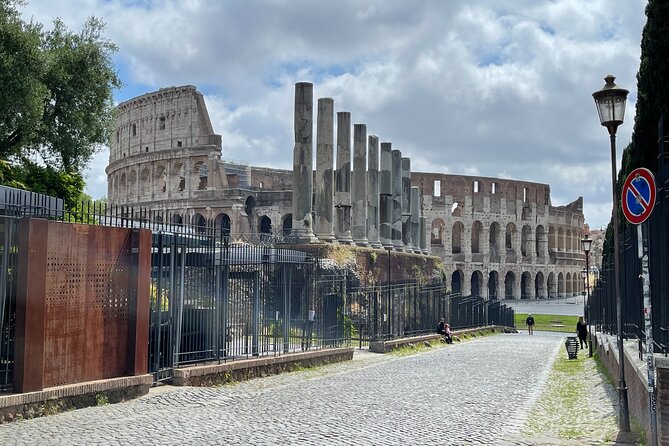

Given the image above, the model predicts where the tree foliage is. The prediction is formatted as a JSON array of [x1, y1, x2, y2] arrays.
[[603, 0, 669, 262], [0, 0, 120, 203]]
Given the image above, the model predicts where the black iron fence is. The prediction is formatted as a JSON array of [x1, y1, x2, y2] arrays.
[[588, 119, 669, 355], [0, 187, 515, 389]]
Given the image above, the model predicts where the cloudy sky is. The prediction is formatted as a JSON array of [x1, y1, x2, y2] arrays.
[[21, 0, 647, 229]]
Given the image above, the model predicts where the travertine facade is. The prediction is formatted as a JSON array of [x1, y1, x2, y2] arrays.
[[108, 85, 586, 300]]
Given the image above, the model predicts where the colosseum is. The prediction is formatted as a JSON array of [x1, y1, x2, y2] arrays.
[[106, 85, 587, 300]]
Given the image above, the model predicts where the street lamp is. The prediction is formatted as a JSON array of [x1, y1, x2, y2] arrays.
[[593, 74, 630, 432], [581, 234, 593, 357]]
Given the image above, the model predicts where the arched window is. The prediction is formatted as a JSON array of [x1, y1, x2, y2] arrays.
[[259, 216, 272, 234], [431, 218, 445, 245], [452, 222, 464, 254], [471, 221, 483, 254]]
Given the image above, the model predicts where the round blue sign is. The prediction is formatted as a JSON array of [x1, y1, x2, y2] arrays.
[[622, 168, 656, 225]]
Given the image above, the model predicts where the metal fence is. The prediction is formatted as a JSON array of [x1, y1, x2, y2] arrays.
[[588, 119, 669, 355], [0, 188, 515, 389]]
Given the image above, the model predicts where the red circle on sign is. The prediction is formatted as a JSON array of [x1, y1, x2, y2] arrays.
[[621, 167, 656, 225]]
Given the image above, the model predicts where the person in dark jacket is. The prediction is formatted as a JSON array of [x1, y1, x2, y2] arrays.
[[526, 314, 535, 335], [436, 318, 452, 343], [576, 316, 588, 349]]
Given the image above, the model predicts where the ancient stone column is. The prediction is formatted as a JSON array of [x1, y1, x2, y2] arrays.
[[410, 186, 421, 254], [401, 157, 412, 251], [420, 216, 427, 254], [291, 82, 316, 242], [351, 124, 368, 246], [391, 149, 403, 250], [379, 142, 393, 248], [314, 98, 335, 242], [334, 112, 352, 243], [367, 135, 382, 248]]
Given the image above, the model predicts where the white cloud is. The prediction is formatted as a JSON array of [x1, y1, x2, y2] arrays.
[[20, 0, 648, 228]]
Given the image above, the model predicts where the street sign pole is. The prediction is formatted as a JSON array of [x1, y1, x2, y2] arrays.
[[622, 167, 658, 446], [638, 223, 657, 446]]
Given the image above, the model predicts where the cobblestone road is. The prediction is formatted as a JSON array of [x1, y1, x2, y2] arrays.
[[0, 333, 588, 445]]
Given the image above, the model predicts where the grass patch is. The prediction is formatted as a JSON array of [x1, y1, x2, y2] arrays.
[[523, 347, 620, 442], [390, 343, 434, 356], [515, 313, 580, 333]]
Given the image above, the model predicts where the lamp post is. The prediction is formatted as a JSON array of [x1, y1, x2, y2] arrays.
[[592, 74, 630, 432], [581, 234, 593, 357]]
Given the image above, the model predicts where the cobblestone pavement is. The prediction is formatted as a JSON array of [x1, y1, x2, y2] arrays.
[[0, 332, 622, 445]]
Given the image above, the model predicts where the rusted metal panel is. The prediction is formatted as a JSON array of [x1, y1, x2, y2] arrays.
[[41, 222, 145, 388], [14, 218, 48, 393], [127, 228, 151, 376]]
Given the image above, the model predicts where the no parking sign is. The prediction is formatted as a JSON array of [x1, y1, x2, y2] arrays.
[[621, 167, 656, 225]]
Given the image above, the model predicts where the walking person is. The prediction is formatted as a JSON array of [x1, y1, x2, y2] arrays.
[[526, 313, 535, 335], [576, 316, 588, 349]]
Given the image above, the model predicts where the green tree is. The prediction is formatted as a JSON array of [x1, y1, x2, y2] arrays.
[[603, 1, 669, 263], [0, 0, 120, 204]]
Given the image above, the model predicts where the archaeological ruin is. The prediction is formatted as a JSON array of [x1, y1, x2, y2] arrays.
[[106, 84, 586, 300]]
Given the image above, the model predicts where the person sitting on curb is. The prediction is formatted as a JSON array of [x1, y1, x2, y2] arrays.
[[526, 313, 535, 335], [444, 322, 453, 344], [436, 318, 453, 344]]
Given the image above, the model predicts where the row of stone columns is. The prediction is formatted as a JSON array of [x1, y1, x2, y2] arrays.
[[291, 82, 427, 253]]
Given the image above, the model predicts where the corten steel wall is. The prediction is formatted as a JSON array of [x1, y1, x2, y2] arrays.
[[13, 219, 150, 393]]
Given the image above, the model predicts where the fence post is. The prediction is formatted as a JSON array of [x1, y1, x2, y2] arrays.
[[127, 228, 151, 376], [14, 218, 48, 393]]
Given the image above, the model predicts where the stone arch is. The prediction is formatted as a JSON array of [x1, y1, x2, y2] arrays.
[[471, 270, 483, 297], [521, 271, 532, 299], [431, 218, 445, 245], [557, 227, 564, 251], [191, 213, 207, 233], [154, 164, 167, 194], [548, 272, 557, 298], [128, 170, 137, 198], [259, 215, 272, 235], [119, 172, 127, 198], [282, 214, 292, 236], [171, 213, 183, 225], [535, 271, 545, 299], [489, 222, 501, 261], [548, 226, 556, 251], [471, 221, 483, 254], [214, 213, 231, 238], [488, 271, 499, 299], [505, 223, 516, 250], [521, 205, 532, 221], [140, 168, 150, 196], [451, 201, 463, 217], [194, 161, 209, 190], [572, 272, 579, 295], [173, 162, 186, 192], [521, 225, 532, 257], [112, 175, 118, 198], [566, 272, 572, 295], [566, 229, 572, 252], [558, 272, 565, 297], [451, 270, 464, 295], [452, 221, 464, 254], [245, 196, 256, 217], [535, 225, 546, 258], [504, 271, 516, 299]]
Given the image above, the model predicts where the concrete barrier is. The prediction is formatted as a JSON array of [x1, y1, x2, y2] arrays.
[[368, 326, 514, 353], [0, 374, 153, 423], [172, 347, 354, 386]]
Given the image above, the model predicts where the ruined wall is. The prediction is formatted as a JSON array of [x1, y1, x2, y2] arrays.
[[414, 172, 585, 300], [107, 87, 585, 300]]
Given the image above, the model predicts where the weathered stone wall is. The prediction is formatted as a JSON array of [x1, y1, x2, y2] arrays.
[[413, 171, 585, 300], [108, 86, 586, 300]]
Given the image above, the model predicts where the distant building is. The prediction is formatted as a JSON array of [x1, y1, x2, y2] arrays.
[[107, 86, 586, 299]]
